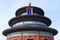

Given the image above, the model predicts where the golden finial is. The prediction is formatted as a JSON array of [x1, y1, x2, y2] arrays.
[[29, 2, 31, 6]]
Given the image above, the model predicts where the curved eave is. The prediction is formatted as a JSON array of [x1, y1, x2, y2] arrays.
[[8, 15, 51, 27], [2, 25, 58, 36], [15, 6, 44, 16]]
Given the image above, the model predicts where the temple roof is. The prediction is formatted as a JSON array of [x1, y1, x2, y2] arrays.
[[8, 15, 51, 27], [15, 6, 44, 16], [2, 25, 58, 36]]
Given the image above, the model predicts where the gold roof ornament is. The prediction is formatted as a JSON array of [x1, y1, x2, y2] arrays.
[[28, 2, 31, 6]]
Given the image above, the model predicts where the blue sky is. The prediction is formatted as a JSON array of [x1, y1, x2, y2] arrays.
[[0, 0, 60, 40]]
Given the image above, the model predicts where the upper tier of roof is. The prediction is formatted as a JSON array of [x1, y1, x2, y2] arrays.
[[15, 6, 44, 16]]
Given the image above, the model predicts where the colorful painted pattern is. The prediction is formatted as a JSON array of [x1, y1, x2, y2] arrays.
[[7, 36, 54, 40]]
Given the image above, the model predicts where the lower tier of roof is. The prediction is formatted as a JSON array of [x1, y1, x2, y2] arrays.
[[2, 25, 58, 36]]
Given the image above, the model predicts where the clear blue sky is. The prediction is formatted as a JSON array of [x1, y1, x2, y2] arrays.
[[0, 0, 60, 40]]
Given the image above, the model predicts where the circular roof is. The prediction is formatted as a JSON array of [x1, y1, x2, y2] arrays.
[[15, 6, 44, 16], [2, 25, 58, 36], [8, 15, 51, 27]]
